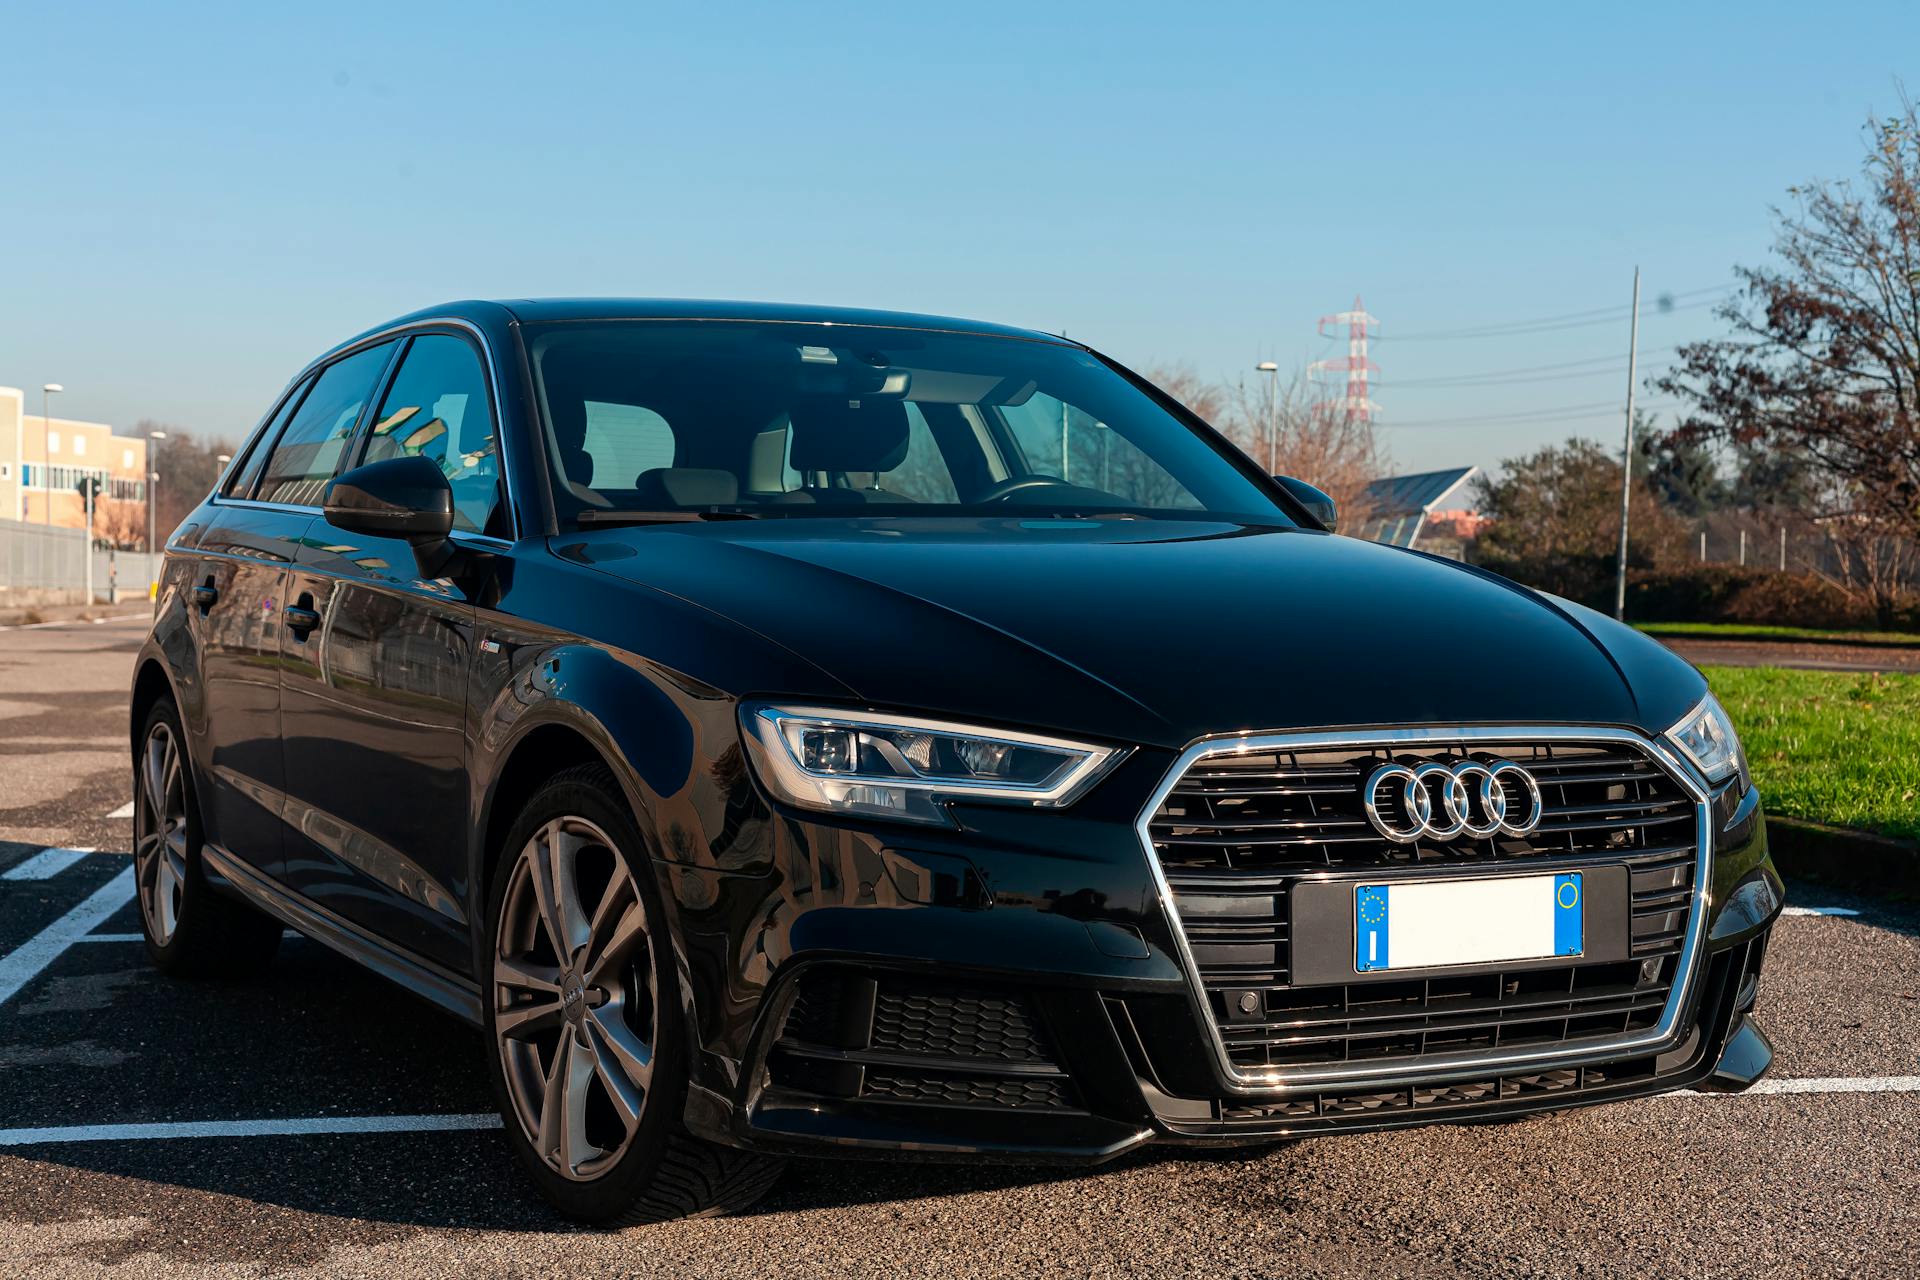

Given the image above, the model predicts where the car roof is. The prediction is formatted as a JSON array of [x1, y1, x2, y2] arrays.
[[334, 298, 1078, 353]]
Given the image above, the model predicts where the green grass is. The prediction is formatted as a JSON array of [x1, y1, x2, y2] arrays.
[[1701, 665, 1920, 842], [1637, 621, 1920, 649]]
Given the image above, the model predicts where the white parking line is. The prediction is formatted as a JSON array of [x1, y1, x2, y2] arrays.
[[0, 867, 135, 1006], [105, 801, 135, 820], [1781, 906, 1861, 918], [1, 848, 95, 881], [1744, 1075, 1920, 1095], [0, 1113, 504, 1146], [72, 933, 143, 944], [0, 613, 148, 634], [1677, 1075, 1920, 1098]]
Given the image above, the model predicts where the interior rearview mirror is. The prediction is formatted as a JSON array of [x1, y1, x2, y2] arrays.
[[1274, 475, 1338, 532], [324, 456, 459, 575]]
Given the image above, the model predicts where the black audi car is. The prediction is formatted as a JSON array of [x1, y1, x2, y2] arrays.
[[131, 299, 1782, 1223]]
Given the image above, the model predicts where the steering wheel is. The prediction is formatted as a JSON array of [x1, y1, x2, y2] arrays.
[[974, 475, 1077, 503]]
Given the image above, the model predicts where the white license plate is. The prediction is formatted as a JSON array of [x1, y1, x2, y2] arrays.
[[1354, 873, 1584, 973]]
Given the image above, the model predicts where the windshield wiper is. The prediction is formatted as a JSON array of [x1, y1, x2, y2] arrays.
[[574, 508, 761, 527]]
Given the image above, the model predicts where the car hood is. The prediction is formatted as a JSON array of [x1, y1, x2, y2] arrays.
[[558, 517, 1706, 751]]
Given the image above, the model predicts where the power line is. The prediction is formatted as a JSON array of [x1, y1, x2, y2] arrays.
[[1376, 344, 1680, 384], [1377, 353, 1678, 390], [1379, 398, 1681, 428], [1377, 285, 1734, 342]]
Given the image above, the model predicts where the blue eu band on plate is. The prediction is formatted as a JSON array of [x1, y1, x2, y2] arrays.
[[1355, 872, 1585, 974]]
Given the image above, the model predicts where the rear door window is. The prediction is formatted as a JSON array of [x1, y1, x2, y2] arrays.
[[226, 375, 313, 499], [255, 343, 395, 507]]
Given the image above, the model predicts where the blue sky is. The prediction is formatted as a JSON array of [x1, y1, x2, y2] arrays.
[[3, 1, 1915, 474]]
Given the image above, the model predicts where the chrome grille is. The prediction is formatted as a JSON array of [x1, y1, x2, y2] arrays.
[[1151, 740, 1692, 874], [1146, 733, 1704, 1082]]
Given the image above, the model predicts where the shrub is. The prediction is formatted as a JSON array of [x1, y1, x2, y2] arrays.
[[1625, 566, 1884, 628]]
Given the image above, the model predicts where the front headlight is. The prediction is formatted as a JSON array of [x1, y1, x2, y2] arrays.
[[739, 704, 1124, 825], [1665, 692, 1749, 788]]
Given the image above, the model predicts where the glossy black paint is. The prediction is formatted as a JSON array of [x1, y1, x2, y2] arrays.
[[134, 298, 1780, 1165]]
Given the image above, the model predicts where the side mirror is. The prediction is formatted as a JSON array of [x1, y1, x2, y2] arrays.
[[1274, 475, 1337, 532], [324, 456, 458, 575]]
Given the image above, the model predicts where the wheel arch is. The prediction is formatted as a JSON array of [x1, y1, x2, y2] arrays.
[[476, 719, 627, 894], [129, 655, 180, 752]]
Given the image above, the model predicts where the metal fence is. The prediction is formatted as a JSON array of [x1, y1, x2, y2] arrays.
[[1689, 512, 1918, 586], [0, 517, 157, 600]]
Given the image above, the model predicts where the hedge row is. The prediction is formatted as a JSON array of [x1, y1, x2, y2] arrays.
[[1622, 566, 1897, 629], [1471, 558, 1919, 629]]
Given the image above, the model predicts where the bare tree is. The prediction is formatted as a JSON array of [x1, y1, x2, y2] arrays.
[[1141, 363, 1227, 424], [1217, 369, 1387, 531], [1658, 95, 1920, 624], [139, 423, 238, 541], [94, 498, 147, 551], [1132, 362, 1388, 528]]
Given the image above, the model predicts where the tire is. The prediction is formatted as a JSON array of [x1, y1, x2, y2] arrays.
[[482, 763, 783, 1225], [133, 697, 282, 977]]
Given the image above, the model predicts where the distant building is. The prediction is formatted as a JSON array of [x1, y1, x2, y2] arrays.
[[0, 387, 149, 532], [1358, 467, 1482, 554]]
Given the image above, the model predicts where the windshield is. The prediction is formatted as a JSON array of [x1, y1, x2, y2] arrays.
[[524, 320, 1294, 526]]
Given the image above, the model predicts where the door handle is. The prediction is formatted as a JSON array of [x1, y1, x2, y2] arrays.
[[284, 593, 321, 640], [192, 579, 219, 614]]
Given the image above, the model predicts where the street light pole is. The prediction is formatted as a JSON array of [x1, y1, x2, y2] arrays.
[[40, 384, 62, 526], [1612, 268, 1641, 621], [84, 479, 95, 606], [146, 430, 167, 609], [1256, 361, 1279, 473]]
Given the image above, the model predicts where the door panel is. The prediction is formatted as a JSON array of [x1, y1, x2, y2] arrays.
[[279, 534, 477, 971], [191, 506, 312, 875]]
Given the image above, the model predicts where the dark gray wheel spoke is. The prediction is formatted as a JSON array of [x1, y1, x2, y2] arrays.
[[583, 899, 647, 989], [584, 1019, 645, 1134], [495, 957, 566, 1039], [587, 1006, 654, 1096], [537, 1034, 598, 1176], [530, 821, 591, 960]]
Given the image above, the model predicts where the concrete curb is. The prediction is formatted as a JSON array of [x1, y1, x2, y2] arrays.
[[1768, 816, 1920, 899], [1638, 627, 1920, 653]]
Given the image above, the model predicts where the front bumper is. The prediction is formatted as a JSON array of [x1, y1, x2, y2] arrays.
[[698, 924, 1774, 1163], [666, 744, 1781, 1162]]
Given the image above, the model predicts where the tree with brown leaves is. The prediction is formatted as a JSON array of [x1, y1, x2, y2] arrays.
[[1659, 98, 1920, 624], [1144, 363, 1387, 529]]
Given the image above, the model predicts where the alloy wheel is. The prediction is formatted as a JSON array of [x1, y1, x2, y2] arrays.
[[134, 721, 189, 945], [493, 816, 659, 1182]]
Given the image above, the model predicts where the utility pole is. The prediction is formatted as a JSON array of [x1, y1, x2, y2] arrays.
[[1739, 528, 1747, 566], [146, 429, 166, 609], [1613, 268, 1641, 621], [40, 384, 62, 526], [1256, 362, 1279, 471], [82, 478, 96, 606], [1699, 530, 1706, 563], [1779, 526, 1786, 571]]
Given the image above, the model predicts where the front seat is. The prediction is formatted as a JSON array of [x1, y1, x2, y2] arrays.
[[768, 397, 919, 505], [547, 395, 608, 508]]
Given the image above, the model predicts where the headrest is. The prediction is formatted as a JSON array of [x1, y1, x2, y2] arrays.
[[546, 395, 593, 486], [786, 397, 910, 473], [548, 395, 587, 450], [635, 467, 739, 507]]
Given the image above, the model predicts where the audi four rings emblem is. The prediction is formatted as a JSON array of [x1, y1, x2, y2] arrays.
[[1361, 758, 1546, 843]]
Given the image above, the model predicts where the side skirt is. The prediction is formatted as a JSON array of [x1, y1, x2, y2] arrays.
[[201, 844, 482, 1026]]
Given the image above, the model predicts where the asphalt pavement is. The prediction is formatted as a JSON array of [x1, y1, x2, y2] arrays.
[[1657, 635, 1920, 674], [0, 615, 1916, 1278]]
